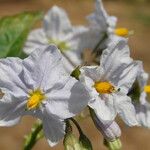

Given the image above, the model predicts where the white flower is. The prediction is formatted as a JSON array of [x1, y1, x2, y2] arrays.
[[87, 0, 117, 34], [135, 101, 150, 128], [86, 0, 131, 51], [131, 64, 150, 128], [80, 39, 140, 126], [0, 45, 90, 146], [137, 64, 149, 104], [23, 6, 89, 73]]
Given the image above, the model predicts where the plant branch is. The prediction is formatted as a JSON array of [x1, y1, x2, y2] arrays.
[[23, 123, 43, 150]]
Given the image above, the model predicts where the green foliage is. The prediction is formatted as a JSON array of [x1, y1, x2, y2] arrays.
[[0, 11, 43, 58]]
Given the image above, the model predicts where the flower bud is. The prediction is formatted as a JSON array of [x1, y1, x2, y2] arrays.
[[104, 138, 122, 150], [71, 66, 81, 80], [64, 120, 93, 150], [91, 109, 121, 141], [64, 133, 82, 150]]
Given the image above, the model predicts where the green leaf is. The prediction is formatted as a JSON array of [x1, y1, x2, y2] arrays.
[[0, 11, 43, 58]]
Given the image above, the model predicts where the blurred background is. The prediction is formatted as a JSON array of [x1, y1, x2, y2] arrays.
[[0, 0, 150, 149]]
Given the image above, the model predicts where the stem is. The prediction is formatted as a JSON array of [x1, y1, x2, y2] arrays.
[[65, 120, 73, 134], [24, 123, 43, 150], [70, 118, 83, 135], [88, 107, 95, 121], [70, 118, 93, 150]]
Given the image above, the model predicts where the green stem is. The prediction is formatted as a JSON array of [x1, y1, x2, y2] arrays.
[[24, 123, 43, 150], [70, 118, 83, 135], [65, 120, 73, 135], [69, 118, 93, 150], [88, 107, 95, 121]]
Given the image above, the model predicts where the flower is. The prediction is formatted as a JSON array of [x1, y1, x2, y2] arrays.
[[23, 6, 89, 73], [135, 64, 149, 104], [86, 0, 131, 51], [79, 39, 140, 126], [87, 0, 117, 34], [0, 45, 90, 146], [130, 64, 150, 128]]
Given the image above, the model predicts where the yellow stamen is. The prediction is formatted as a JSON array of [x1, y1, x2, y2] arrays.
[[114, 28, 129, 37], [94, 81, 115, 94], [144, 85, 150, 93], [27, 89, 46, 110]]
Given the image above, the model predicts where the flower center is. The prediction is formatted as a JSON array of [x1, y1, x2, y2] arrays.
[[94, 81, 115, 94], [144, 85, 150, 93], [114, 28, 129, 37], [48, 39, 69, 52], [27, 89, 46, 110]]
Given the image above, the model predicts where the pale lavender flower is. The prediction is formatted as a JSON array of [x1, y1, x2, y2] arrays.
[[0, 45, 90, 146], [80, 39, 140, 126]]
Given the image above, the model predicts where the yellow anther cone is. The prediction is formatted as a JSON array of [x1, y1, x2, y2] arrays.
[[144, 85, 150, 93], [94, 82, 115, 94], [114, 28, 129, 37], [27, 89, 45, 110]]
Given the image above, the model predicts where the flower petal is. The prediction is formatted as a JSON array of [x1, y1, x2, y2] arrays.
[[43, 6, 72, 40], [0, 57, 27, 97], [89, 95, 117, 123], [45, 77, 90, 119], [135, 102, 150, 128], [100, 39, 131, 77], [80, 66, 104, 82], [136, 63, 149, 104], [87, 0, 117, 33], [93, 113, 121, 141], [116, 61, 140, 94], [42, 114, 65, 147], [23, 29, 48, 54], [100, 39, 139, 93], [61, 55, 75, 74], [22, 45, 68, 90], [114, 93, 139, 126], [77, 27, 105, 50], [64, 26, 90, 66], [87, 0, 108, 30], [137, 62, 149, 92], [0, 94, 26, 127]]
